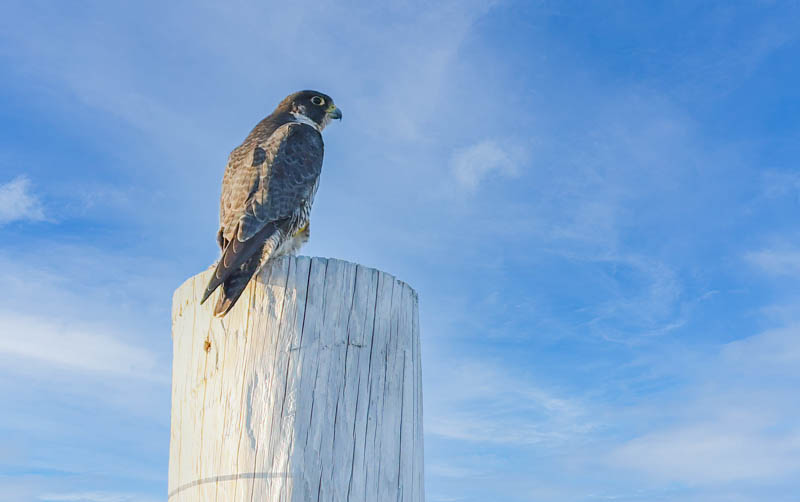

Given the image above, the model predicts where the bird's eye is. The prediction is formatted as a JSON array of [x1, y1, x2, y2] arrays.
[[311, 96, 325, 106]]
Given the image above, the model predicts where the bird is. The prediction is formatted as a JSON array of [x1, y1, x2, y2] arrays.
[[200, 90, 342, 317]]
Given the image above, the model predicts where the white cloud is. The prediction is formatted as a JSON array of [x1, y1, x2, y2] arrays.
[[427, 462, 484, 479], [761, 170, 800, 201], [0, 312, 164, 381], [578, 253, 684, 342], [609, 322, 800, 485], [720, 323, 800, 378], [0, 245, 174, 384], [0, 176, 45, 224], [39, 492, 159, 502], [746, 248, 800, 277], [425, 359, 593, 445], [612, 422, 800, 484], [450, 140, 524, 192], [428, 496, 464, 502]]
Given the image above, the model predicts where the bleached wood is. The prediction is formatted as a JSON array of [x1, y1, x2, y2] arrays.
[[168, 256, 424, 501]]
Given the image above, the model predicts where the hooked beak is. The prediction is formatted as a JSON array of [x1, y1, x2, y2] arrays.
[[327, 104, 342, 120]]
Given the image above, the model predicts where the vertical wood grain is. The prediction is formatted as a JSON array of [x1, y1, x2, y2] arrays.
[[168, 257, 424, 502]]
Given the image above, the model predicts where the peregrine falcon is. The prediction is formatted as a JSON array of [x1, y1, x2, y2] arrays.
[[200, 90, 342, 317]]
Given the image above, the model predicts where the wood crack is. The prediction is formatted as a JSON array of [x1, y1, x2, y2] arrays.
[[166, 258, 422, 501]]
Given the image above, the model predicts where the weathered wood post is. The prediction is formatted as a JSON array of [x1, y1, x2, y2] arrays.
[[167, 256, 424, 501]]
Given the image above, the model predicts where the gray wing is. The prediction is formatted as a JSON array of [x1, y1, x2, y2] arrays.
[[237, 123, 324, 241], [201, 123, 324, 305]]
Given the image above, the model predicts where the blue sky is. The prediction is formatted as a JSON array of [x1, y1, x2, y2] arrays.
[[1, 1, 799, 501]]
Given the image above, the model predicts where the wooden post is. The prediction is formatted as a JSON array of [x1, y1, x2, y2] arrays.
[[167, 256, 424, 501]]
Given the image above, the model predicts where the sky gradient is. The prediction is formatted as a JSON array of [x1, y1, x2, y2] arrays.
[[1, 1, 800, 501]]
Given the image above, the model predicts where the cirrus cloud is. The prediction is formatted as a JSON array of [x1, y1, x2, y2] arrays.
[[0, 176, 45, 225]]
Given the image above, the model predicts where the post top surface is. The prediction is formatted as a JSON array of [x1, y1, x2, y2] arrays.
[[172, 256, 417, 323]]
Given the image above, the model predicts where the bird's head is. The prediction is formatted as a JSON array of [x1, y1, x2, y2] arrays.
[[277, 90, 342, 131]]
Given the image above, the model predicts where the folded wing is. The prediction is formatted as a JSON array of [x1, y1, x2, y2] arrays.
[[201, 123, 324, 314]]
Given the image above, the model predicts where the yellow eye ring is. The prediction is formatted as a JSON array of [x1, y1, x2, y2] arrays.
[[311, 96, 325, 106]]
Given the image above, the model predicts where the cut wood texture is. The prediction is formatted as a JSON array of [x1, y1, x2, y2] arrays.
[[168, 256, 424, 501]]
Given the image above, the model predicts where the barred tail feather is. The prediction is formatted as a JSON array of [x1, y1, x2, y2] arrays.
[[212, 254, 261, 317], [200, 221, 277, 306], [203, 221, 294, 317]]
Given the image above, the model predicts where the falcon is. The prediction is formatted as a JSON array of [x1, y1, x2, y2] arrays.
[[201, 90, 342, 317]]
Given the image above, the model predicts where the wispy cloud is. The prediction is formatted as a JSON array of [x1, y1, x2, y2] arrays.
[[0, 312, 164, 381], [2, 2, 800, 502], [761, 170, 800, 202], [612, 421, 800, 484], [746, 248, 800, 277], [722, 322, 800, 372], [450, 140, 525, 193], [39, 492, 159, 502], [582, 253, 685, 342], [0, 245, 173, 385], [609, 321, 800, 485], [0, 176, 45, 225], [426, 359, 594, 445], [427, 496, 464, 502]]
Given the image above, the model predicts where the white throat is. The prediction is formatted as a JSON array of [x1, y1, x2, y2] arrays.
[[291, 112, 321, 132]]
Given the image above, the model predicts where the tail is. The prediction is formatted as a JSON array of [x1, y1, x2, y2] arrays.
[[211, 253, 262, 317], [201, 221, 280, 316]]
